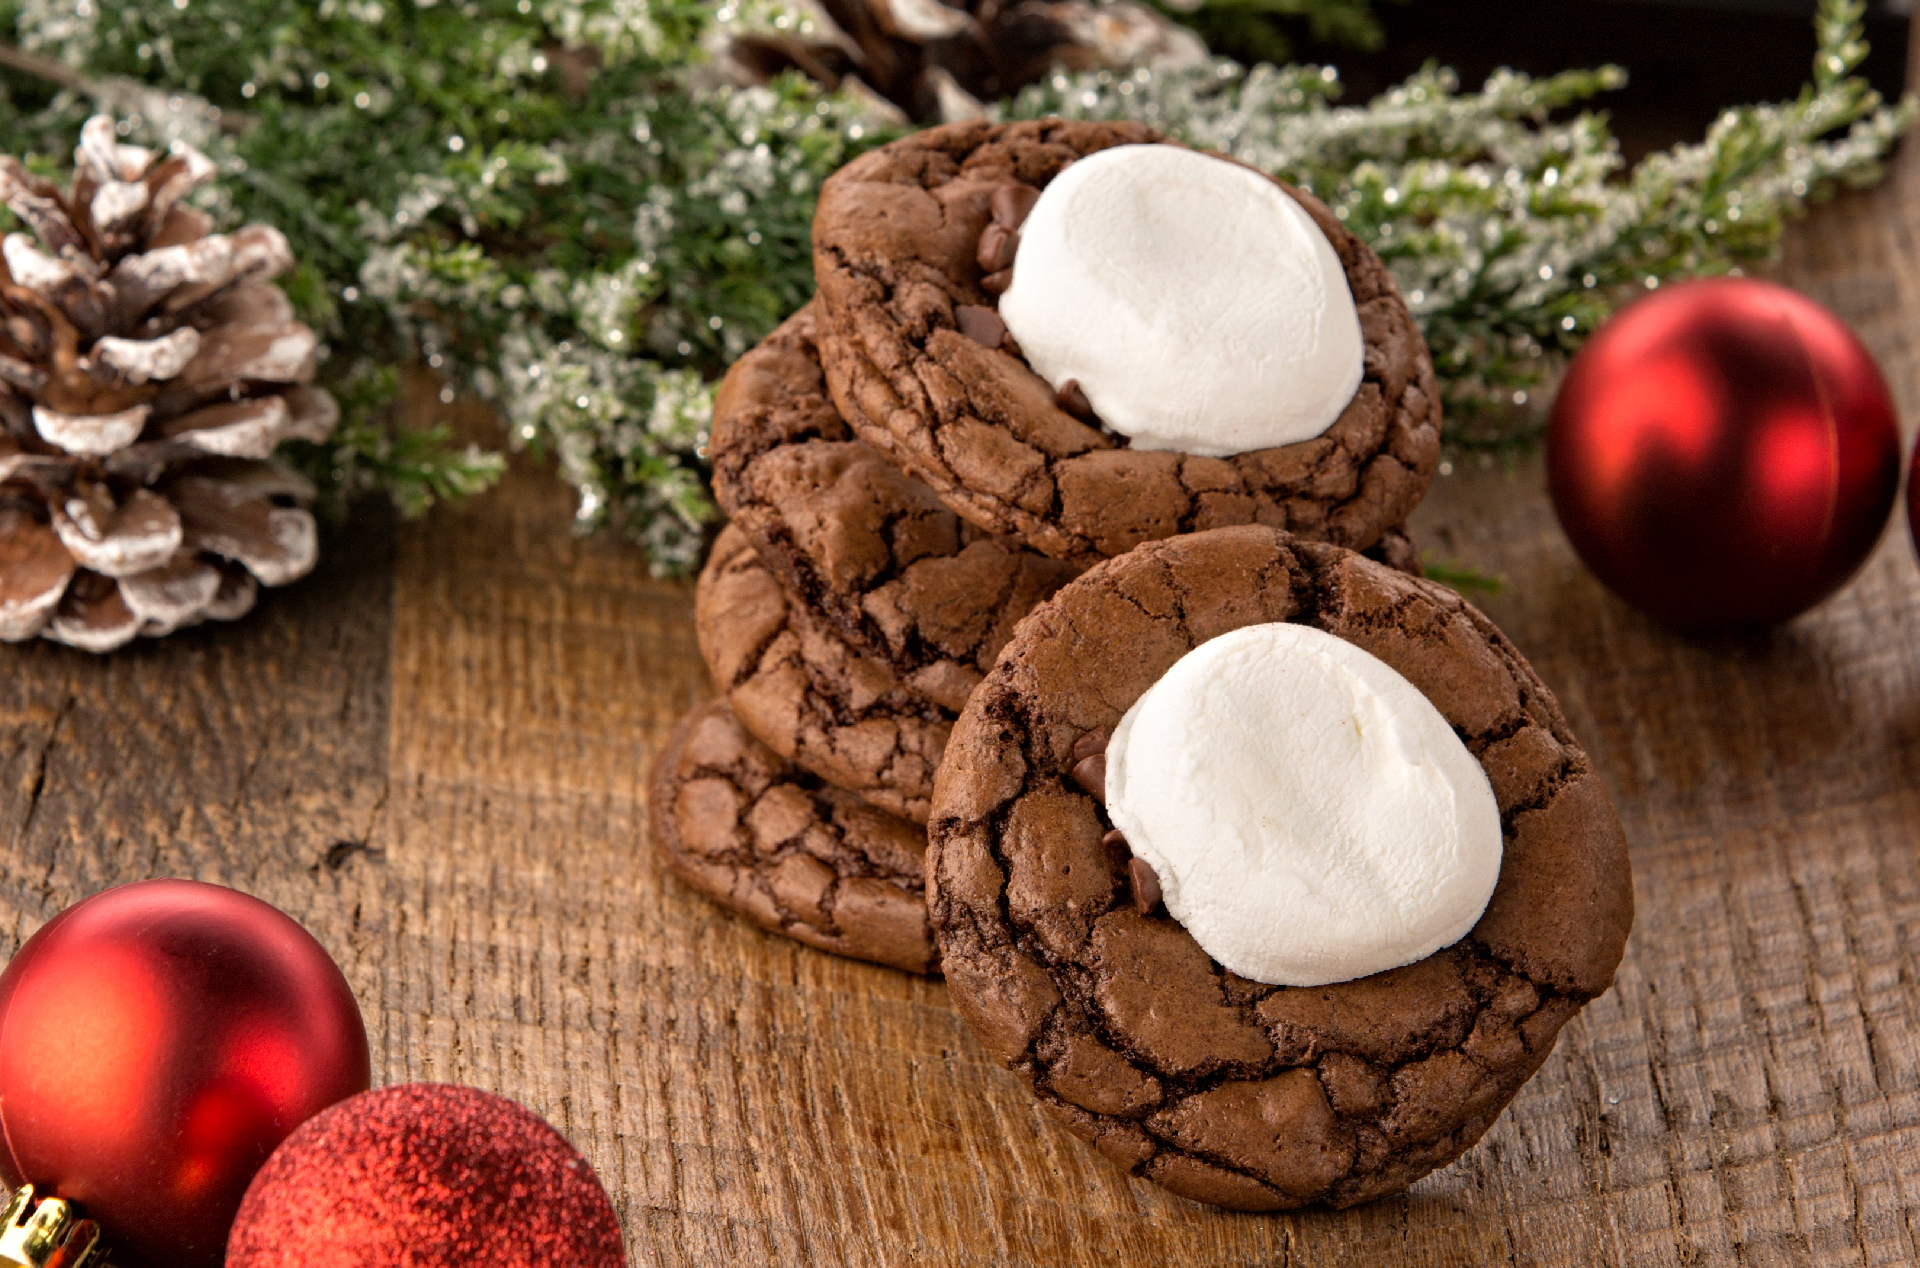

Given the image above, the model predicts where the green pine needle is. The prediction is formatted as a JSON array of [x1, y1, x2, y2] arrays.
[[1419, 559, 1506, 599]]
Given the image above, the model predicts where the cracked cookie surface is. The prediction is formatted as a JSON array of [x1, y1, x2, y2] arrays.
[[649, 696, 936, 974], [927, 525, 1632, 1208], [698, 523, 950, 824], [711, 303, 1081, 683], [811, 120, 1442, 570]]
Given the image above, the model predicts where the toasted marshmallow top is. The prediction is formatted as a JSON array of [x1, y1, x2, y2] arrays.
[[998, 144, 1363, 457], [1104, 623, 1503, 987]]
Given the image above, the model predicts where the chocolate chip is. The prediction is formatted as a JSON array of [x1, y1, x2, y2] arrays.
[[955, 304, 1006, 348], [1070, 751, 1106, 802], [1055, 378, 1098, 423], [977, 224, 1018, 273], [981, 268, 1013, 295], [991, 182, 1041, 229], [1128, 856, 1163, 915], [1073, 728, 1110, 762]]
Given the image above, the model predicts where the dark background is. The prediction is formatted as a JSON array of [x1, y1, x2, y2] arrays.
[[1281, 0, 1913, 160]]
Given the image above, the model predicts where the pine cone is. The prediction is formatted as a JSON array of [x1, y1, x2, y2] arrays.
[[725, 0, 1207, 123], [0, 116, 338, 653]]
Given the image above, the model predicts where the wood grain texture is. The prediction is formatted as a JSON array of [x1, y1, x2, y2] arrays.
[[8, 47, 1920, 1268]]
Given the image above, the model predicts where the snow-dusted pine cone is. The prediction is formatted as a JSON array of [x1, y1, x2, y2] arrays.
[[724, 0, 1207, 123], [0, 116, 338, 653]]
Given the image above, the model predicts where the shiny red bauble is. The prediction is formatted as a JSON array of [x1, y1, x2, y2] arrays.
[[227, 1084, 625, 1268], [0, 880, 370, 1268], [1547, 276, 1901, 631], [1909, 436, 1918, 557]]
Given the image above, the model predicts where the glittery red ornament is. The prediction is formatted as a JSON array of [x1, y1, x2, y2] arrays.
[[226, 1083, 625, 1268], [1547, 277, 1901, 631], [0, 880, 370, 1268]]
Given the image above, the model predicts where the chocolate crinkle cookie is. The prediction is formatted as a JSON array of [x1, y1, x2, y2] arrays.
[[711, 303, 1081, 693], [649, 698, 937, 974], [927, 526, 1632, 1208], [698, 523, 951, 824], [1362, 522, 1422, 577], [811, 119, 1441, 569]]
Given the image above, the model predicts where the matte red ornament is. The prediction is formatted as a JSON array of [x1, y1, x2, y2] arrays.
[[0, 880, 370, 1268], [226, 1083, 626, 1268], [1547, 276, 1901, 631]]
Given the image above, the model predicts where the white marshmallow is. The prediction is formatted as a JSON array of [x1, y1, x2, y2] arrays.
[[998, 144, 1363, 457], [1104, 623, 1503, 987]]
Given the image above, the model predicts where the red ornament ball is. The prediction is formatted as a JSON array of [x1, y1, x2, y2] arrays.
[[1547, 276, 1901, 631], [1909, 435, 1918, 557], [0, 879, 370, 1268], [226, 1083, 625, 1268]]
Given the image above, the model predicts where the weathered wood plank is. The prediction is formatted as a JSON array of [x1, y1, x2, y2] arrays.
[[0, 501, 396, 1046], [5, 30, 1920, 1267]]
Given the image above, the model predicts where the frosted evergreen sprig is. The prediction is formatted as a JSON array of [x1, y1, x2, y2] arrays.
[[1010, 0, 1911, 450], [0, 0, 884, 572], [353, 72, 881, 567], [0, 0, 1908, 574]]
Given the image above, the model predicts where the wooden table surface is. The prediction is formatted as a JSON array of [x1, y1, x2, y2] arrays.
[[9, 59, 1920, 1268]]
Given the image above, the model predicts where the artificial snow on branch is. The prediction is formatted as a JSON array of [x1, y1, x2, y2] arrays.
[[0, 0, 1906, 574]]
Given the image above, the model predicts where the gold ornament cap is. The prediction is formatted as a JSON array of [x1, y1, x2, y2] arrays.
[[0, 1186, 104, 1268]]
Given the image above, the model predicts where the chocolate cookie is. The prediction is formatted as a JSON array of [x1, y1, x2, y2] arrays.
[[1362, 521, 1420, 577], [711, 303, 1080, 686], [649, 697, 936, 974], [928, 526, 1632, 1208], [811, 119, 1441, 569], [698, 523, 948, 823]]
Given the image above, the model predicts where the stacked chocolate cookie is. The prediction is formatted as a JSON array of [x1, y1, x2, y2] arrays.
[[651, 305, 1077, 973], [649, 119, 1631, 1210]]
